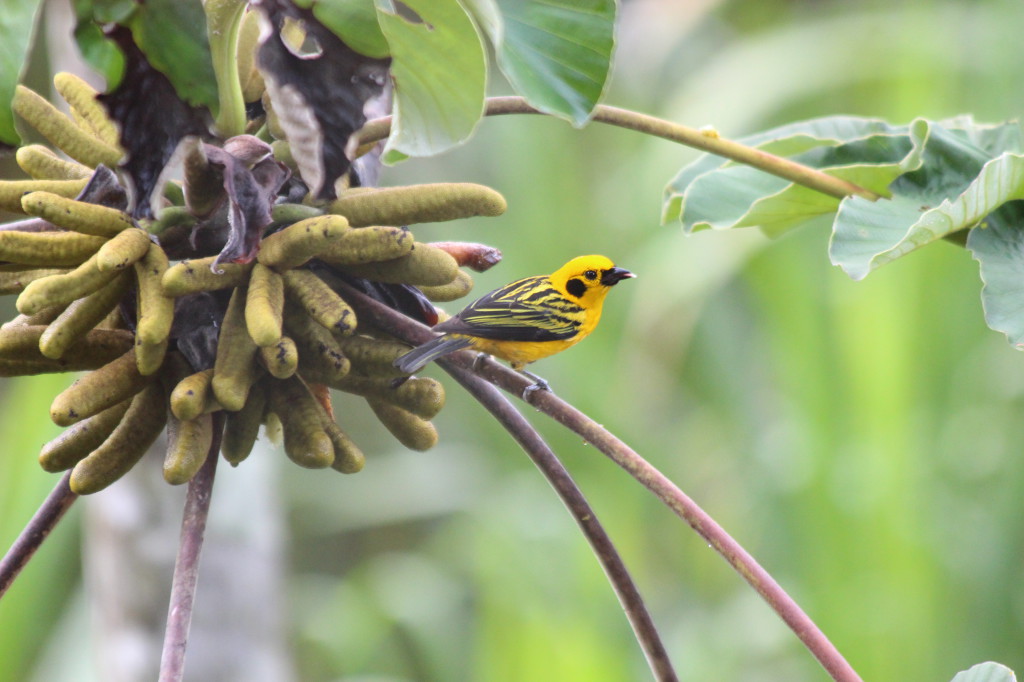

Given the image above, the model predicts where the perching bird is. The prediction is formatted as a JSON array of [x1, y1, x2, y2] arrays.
[[393, 255, 635, 384]]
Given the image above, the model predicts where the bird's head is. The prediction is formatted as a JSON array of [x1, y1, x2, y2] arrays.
[[551, 255, 635, 306]]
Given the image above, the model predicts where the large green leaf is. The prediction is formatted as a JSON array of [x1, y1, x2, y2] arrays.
[[376, 0, 486, 161], [0, 1, 44, 147], [467, 0, 616, 127], [968, 200, 1024, 348], [72, 21, 126, 89], [950, 662, 1017, 682], [664, 116, 915, 235], [299, 0, 390, 59], [832, 120, 1024, 279], [71, 0, 133, 88], [663, 115, 913, 227], [127, 0, 219, 113]]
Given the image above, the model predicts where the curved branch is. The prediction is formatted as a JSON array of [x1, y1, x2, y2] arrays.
[[0, 471, 77, 600], [159, 417, 223, 682], [355, 96, 880, 202], [441, 358, 678, 682], [338, 283, 864, 682]]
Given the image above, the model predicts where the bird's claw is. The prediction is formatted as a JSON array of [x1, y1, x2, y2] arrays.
[[521, 370, 550, 399], [472, 352, 491, 371]]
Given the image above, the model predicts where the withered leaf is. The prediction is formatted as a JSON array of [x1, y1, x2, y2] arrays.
[[97, 26, 211, 219], [255, 0, 390, 200]]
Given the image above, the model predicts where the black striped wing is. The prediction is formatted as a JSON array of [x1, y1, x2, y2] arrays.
[[434, 275, 583, 342]]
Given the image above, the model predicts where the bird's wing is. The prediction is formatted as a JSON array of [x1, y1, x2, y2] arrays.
[[434, 276, 582, 342]]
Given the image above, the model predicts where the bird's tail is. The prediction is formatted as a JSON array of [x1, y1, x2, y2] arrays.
[[393, 335, 473, 374]]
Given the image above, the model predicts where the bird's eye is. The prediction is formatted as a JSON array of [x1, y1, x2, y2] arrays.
[[584, 270, 597, 280]]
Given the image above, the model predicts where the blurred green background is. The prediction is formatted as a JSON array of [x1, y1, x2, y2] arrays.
[[4, 0, 1024, 680]]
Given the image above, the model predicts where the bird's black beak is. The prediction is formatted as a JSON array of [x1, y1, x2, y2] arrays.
[[601, 267, 636, 286]]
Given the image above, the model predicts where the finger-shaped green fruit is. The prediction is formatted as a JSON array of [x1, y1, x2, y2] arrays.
[[50, 348, 153, 426], [268, 376, 334, 468], [146, 205, 196, 236], [337, 242, 459, 286], [0, 178, 89, 214], [164, 412, 214, 485], [13, 85, 122, 168], [182, 138, 224, 217], [17, 252, 120, 315], [162, 181, 186, 207], [0, 267, 70, 295], [321, 374, 444, 420], [418, 269, 473, 302], [367, 398, 438, 451], [0, 325, 131, 372], [212, 287, 260, 411], [96, 228, 151, 271], [221, 378, 268, 465], [257, 214, 349, 269], [327, 183, 506, 227], [284, 305, 350, 382], [39, 399, 132, 472], [321, 418, 365, 474], [335, 334, 411, 377], [53, 72, 122, 148], [170, 369, 222, 421], [237, 8, 265, 102], [21, 191, 134, 238], [162, 257, 253, 297], [69, 383, 166, 494], [134, 336, 168, 376], [270, 139, 295, 173], [16, 144, 93, 180], [261, 90, 285, 140], [0, 358, 74, 376], [0, 333, 134, 372], [259, 336, 298, 379], [0, 229, 105, 266], [269, 203, 321, 225], [39, 272, 130, 359], [317, 225, 414, 266], [2, 305, 67, 329], [245, 263, 285, 346], [134, 243, 175, 345], [281, 268, 355, 334]]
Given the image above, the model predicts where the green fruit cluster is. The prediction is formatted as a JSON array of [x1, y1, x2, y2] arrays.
[[0, 72, 507, 494]]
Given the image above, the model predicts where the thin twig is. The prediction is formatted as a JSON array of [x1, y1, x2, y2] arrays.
[[355, 96, 880, 202], [159, 416, 223, 682], [440, 358, 678, 682], [338, 283, 864, 682], [0, 471, 77, 600]]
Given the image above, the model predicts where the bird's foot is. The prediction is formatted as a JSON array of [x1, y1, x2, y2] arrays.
[[520, 370, 550, 399], [472, 352, 492, 371]]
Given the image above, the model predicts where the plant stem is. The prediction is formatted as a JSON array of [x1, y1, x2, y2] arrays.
[[355, 96, 880, 202], [440, 358, 678, 682], [338, 283, 864, 682], [206, 0, 248, 138], [159, 418, 223, 682], [0, 471, 77, 600]]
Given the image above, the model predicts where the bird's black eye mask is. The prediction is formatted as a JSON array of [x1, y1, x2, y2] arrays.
[[565, 278, 587, 298]]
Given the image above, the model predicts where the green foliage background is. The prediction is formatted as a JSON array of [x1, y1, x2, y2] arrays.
[[4, 0, 1024, 680]]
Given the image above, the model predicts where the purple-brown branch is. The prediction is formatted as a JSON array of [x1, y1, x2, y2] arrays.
[[339, 282, 864, 682], [0, 471, 78, 599], [159, 416, 223, 682], [440, 358, 678, 682]]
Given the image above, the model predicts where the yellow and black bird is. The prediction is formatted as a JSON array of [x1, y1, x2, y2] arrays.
[[394, 255, 635, 385]]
